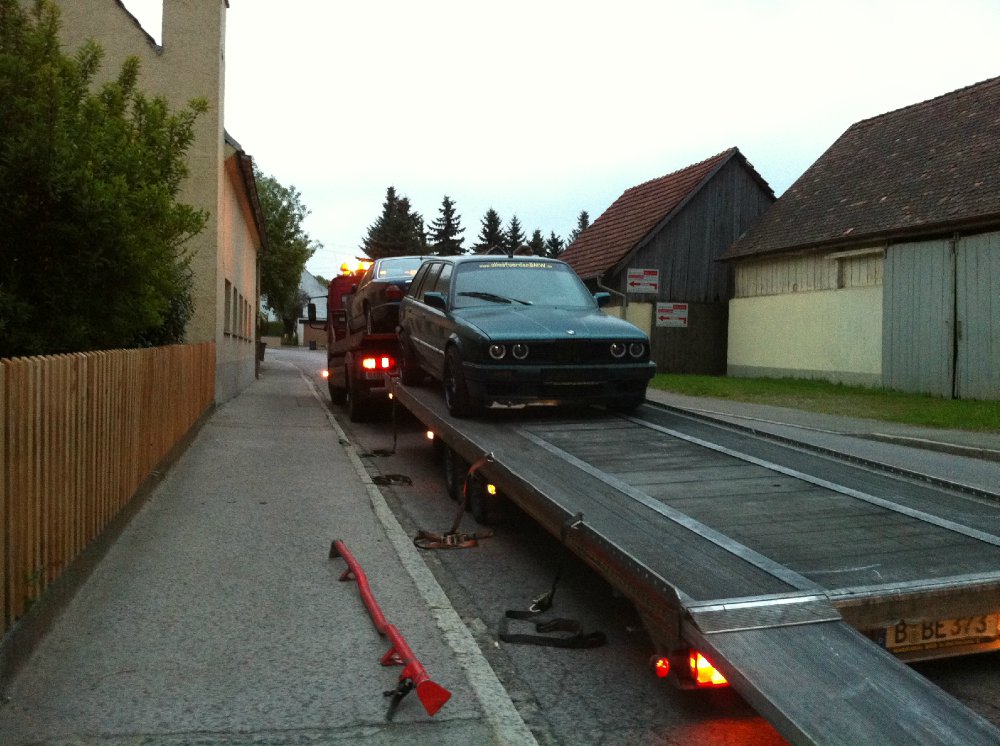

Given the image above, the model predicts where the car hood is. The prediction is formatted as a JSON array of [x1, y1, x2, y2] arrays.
[[454, 305, 647, 340]]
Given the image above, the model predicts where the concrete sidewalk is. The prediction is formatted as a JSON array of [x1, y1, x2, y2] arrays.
[[0, 359, 536, 745]]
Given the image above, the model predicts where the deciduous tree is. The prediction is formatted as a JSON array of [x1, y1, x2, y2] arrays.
[[0, 0, 207, 356], [255, 167, 318, 335]]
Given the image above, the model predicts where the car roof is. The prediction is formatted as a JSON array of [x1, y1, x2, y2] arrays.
[[427, 255, 565, 266]]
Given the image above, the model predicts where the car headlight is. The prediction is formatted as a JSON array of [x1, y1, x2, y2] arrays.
[[628, 342, 645, 359], [489, 344, 507, 360], [610, 342, 626, 358], [512, 343, 529, 360]]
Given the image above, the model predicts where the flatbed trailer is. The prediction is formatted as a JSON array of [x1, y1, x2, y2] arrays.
[[388, 379, 1000, 745]]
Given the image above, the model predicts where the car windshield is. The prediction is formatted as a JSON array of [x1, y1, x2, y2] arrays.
[[453, 260, 594, 309], [376, 256, 424, 279]]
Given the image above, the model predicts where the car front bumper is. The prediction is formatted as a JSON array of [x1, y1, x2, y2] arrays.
[[462, 360, 656, 407]]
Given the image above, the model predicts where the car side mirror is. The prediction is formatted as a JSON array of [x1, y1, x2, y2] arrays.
[[307, 303, 317, 322], [424, 291, 448, 311], [593, 292, 611, 307]]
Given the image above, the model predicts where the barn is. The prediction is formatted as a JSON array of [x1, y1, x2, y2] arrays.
[[560, 148, 775, 374], [723, 76, 1000, 400]]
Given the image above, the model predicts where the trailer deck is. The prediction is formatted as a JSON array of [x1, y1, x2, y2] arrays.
[[390, 381, 1000, 744]]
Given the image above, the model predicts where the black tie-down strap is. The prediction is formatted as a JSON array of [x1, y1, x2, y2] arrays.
[[498, 609, 607, 649], [498, 511, 605, 649]]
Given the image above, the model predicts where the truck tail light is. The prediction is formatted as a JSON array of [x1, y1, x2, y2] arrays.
[[321, 369, 330, 379], [362, 356, 395, 371], [689, 651, 728, 687]]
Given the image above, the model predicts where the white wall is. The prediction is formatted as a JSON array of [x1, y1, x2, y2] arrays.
[[727, 286, 882, 386]]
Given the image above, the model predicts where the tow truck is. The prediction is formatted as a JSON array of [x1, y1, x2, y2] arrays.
[[382, 378, 1000, 744], [307, 262, 400, 422]]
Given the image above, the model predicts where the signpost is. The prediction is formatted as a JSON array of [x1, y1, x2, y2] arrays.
[[656, 302, 689, 328]]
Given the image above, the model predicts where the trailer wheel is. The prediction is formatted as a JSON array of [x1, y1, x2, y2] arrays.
[[444, 346, 478, 418], [443, 446, 468, 502], [328, 378, 347, 405], [346, 364, 368, 422], [468, 474, 504, 525]]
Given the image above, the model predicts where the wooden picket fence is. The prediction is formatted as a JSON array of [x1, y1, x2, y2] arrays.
[[1, 343, 215, 636]]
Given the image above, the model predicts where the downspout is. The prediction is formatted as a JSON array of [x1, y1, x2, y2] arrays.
[[596, 274, 628, 315]]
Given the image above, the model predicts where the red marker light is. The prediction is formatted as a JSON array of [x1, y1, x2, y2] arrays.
[[652, 656, 671, 679]]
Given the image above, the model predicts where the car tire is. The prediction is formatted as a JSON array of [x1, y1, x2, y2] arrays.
[[612, 396, 645, 414], [399, 334, 423, 386], [444, 346, 477, 418]]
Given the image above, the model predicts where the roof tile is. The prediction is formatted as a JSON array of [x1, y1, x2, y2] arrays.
[[725, 76, 1000, 260]]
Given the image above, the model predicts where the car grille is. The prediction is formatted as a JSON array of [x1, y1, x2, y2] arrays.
[[514, 340, 646, 365]]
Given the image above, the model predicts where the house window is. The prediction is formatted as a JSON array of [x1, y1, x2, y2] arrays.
[[224, 279, 232, 335]]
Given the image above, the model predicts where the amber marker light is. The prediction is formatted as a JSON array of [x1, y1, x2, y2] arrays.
[[689, 651, 728, 687], [486, 484, 498, 496]]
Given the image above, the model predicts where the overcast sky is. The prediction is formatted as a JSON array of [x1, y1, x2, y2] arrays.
[[122, 1, 999, 279]]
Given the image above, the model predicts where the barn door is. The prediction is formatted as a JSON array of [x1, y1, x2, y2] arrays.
[[955, 233, 1000, 400], [882, 240, 954, 397]]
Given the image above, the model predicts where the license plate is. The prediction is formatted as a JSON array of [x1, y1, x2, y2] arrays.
[[885, 614, 999, 652], [364, 371, 388, 381]]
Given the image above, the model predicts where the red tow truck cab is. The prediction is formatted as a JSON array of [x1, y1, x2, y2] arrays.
[[307, 262, 401, 422]]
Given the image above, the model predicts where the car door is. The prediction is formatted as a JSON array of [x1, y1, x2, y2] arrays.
[[421, 261, 454, 379], [401, 261, 443, 373]]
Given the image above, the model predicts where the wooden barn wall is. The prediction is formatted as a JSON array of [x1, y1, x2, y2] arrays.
[[651, 302, 729, 375], [734, 251, 883, 298], [602, 159, 772, 374], [956, 232, 1000, 400], [608, 159, 774, 303]]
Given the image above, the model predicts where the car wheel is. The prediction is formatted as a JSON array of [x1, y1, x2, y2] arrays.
[[346, 364, 367, 422], [443, 346, 477, 418], [399, 334, 422, 386]]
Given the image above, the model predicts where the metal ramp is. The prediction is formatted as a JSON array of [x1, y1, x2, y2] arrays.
[[684, 598, 1000, 744]]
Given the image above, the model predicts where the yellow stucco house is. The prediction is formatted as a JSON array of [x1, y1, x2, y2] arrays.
[[53, 0, 263, 402]]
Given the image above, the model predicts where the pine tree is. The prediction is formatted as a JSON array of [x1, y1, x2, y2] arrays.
[[526, 229, 545, 256], [505, 214, 526, 252], [428, 195, 465, 255], [567, 210, 591, 245], [544, 231, 565, 258], [475, 208, 505, 253], [362, 186, 426, 258]]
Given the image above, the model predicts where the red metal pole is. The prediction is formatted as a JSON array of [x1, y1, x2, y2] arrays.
[[332, 539, 452, 717]]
